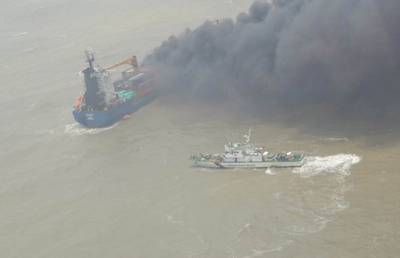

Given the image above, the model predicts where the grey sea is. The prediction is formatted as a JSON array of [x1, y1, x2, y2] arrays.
[[1, 0, 399, 257]]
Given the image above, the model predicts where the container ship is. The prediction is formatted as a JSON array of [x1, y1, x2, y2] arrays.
[[72, 50, 157, 128]]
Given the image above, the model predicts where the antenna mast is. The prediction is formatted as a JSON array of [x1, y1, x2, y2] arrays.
[[85, 49, 95, 70], [244, 128, 252, 144]]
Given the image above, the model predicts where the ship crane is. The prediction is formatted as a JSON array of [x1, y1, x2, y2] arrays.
[[106, 56, 138, 71]]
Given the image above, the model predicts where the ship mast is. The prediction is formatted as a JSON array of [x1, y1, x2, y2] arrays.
[[244, 128, 252, 144], [85, 49, 95, 70]]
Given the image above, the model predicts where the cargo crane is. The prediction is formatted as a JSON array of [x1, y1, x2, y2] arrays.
[[106, 56, 138, 71]]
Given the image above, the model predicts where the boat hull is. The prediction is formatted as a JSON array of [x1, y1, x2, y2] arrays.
[[194, 159, 305, 169], [73, 93, 156, 128]]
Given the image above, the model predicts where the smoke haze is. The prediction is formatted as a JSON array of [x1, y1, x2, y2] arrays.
[[145, 0, 400, 125]]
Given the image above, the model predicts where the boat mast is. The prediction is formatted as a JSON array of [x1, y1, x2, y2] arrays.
[[85, 49, 95, 70], [244, 128, 252, 144]]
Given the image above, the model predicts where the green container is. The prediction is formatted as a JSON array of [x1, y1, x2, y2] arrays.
[[117, 90, 136, 101]]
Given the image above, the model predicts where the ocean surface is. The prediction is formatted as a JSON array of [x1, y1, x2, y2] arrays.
[[1, 0, 399, 257]]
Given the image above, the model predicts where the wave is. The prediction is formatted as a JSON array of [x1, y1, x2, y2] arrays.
[[10, 31, 28, 37], [320, 137, 349, 142], [64, 123, 117, 136], [293, 154, 361, 177], [265, 168, 276, 175]]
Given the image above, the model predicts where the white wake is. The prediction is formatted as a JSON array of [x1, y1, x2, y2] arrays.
[[293, 154, 361, 177], [64, 123, 117, 136]]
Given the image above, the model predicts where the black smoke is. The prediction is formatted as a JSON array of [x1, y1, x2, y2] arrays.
[[145, 0, 400, 125]]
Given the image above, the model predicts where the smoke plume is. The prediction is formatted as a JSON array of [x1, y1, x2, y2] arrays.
[[145, 0, 400, 124]]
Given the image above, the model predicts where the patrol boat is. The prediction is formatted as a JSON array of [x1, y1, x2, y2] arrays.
[[72, 49, 157, 128], [190, 129, 305, 169]]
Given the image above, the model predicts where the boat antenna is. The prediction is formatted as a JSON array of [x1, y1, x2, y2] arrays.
[[243, 128, 252, 144], [85, 48, 95, 70]]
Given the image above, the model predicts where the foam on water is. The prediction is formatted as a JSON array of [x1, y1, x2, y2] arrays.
[[9, 31, 28, 37], [64, 123, 117, 136], [320, 137, 349, 142], [293, 154, 361, 178], [265, 168, 276, 175]]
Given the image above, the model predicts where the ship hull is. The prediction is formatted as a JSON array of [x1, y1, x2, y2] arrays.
[[73, 93, 156, 128], [194, 159, 305, 169]]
